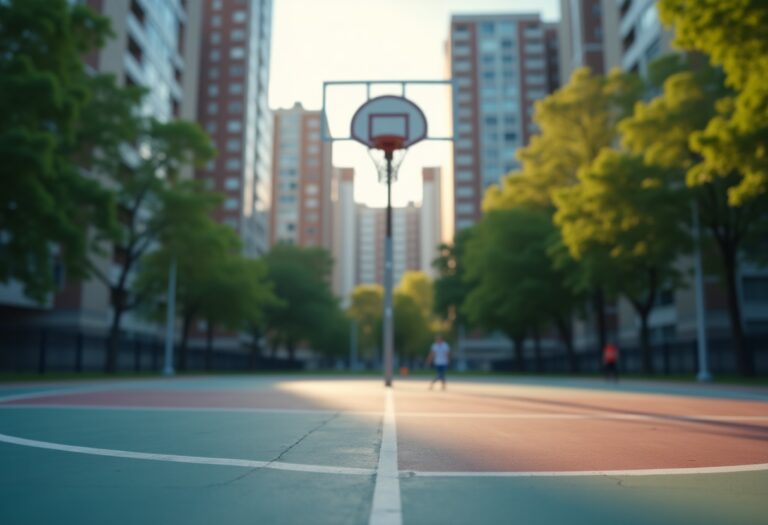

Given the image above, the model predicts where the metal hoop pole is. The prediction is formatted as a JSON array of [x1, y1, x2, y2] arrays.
[[383, 151, 394, 387]]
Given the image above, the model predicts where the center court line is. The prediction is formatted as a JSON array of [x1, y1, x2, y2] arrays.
[[369, 388, 402, 525]]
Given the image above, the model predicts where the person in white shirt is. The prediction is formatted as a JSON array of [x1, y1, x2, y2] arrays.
[[427, 334, 450, 390]]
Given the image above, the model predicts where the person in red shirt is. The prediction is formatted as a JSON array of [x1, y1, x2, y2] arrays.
[[603, 341, 619, 382]]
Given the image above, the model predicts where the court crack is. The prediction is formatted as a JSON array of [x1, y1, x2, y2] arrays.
[[205, 411, 342, 488]]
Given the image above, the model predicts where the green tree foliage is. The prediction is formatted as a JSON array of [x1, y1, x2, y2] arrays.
[[484, 68, 643, 357], [620, 57, 768, 375], [464, 209, 581, 372], [432, 228, 473, 332], [135, 184, 276, 371], [0, 0, 115, 300], [262, 244, 340, 361], [554, 152, 689, 373], [659, 0, 768, 204], [91, 116, 214, 373], [393, 291, 432, 365], [396, 271, 434, 322], [347, 284, 383, 361]]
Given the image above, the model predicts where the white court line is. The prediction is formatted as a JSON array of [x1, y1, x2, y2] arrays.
[[403, 462, 768, 477], [369, 388, 402, 525], [0, 433, 374, 476]]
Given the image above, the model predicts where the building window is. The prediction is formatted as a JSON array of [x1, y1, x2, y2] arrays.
[[456, 154, 473, 166], [305, 184, 319, 195], [305, 198, 319, 208], [210, 32, 221, 44], [230, 47, 245, 59], [455, 170, 473, 181], [231, 29, 246, 41], [230, 65, 244, 77], [206, 122, 217, 133], [209, 67, 219, 79], [233, 10, 247, 23], [226, 158, 241, 170], [229, 83, 243, 94], [208, 85, 219, 96], [224, 198, 239, 210], [227, 120, 242, 133], [456, 202, 475, 214], [207, 102, 218, 115], [480, 22, 494, 35], [455, 186, 474, 198], [226, 139, 242, 152], [210, 49, 221, 62], [228, 101, 243, 113], [211, 15, 221, 27], [225, 177, 240, 190]]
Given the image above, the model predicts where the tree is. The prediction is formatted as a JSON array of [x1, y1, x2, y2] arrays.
[[432, 228, 474, 334], [90, 118, 215, 373], [396, 271, 434, 322], [659, 0, 768, 205], [347, 284, 384, 362], [0, 0, 115, 301], [464, 209, 582, 372], [554, 152, 689, 373], [262, 244, 338, 362], [484, 68, 643, 358], [134, 184, 275, 371], [393, 291, 432, 366], [619, 58, 768, 375]]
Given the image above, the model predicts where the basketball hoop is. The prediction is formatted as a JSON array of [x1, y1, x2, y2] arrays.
[[349, 95, 428, 388]]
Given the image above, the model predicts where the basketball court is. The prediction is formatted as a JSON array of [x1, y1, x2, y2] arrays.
[[1, 376, 766, 524]]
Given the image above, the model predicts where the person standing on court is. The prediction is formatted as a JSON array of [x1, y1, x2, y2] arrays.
[[603, 340, 619, 382], [427, 334, 450, 390]]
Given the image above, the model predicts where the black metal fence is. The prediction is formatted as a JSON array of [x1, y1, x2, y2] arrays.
[[0, 328, 302, 374], [491, 336, 768, 376]]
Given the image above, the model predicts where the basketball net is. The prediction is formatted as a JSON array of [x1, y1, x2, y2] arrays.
[[367, 146, 408, 184]]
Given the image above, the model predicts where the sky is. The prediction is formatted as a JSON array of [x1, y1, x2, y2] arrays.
[[268, 0, 560, 208]]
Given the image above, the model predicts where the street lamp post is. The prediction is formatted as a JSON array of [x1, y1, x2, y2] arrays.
[[162, 257, 177, 376], [692, 202, 712, 382]]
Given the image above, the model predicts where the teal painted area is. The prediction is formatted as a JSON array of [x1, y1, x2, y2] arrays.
[[400, 472, 768, 525], [0, 443, 375, 525], [0, 408, 381, 469]]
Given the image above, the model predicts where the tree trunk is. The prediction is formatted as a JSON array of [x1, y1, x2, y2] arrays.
[[178, 313, 193, 372], [592, 288, 607, 365], [287, 340, 296, 362], [205, 320, 214, 371], [638, 308, 653, 374], [511, 334, 525, 372], [105, 306, 124, 373], [555, 316, 577, 373], [720, 243, 753, 376]]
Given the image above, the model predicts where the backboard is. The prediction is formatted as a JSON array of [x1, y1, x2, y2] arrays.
[[322, 80, 455, 144], [350, 95, 428, 152]]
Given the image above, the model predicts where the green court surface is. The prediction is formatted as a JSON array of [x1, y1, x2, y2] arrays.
[[0, 376, 766, 524]]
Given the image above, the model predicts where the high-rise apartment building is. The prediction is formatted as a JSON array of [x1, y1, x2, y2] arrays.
[[448, 14, 560, 231], [356, 204, 421, 288], [332, 168, 357, 304], [196, 0, 273, 257], [420, 167, 443, 278], [270, 103, 333, 250], [616, 0, 672, 75], [559, 0, 620, 82]]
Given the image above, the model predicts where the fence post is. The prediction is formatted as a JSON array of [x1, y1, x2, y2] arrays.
[[75, 332, 83, 373], [134, 340, 141, 373], [38, 330, 47, 375]]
